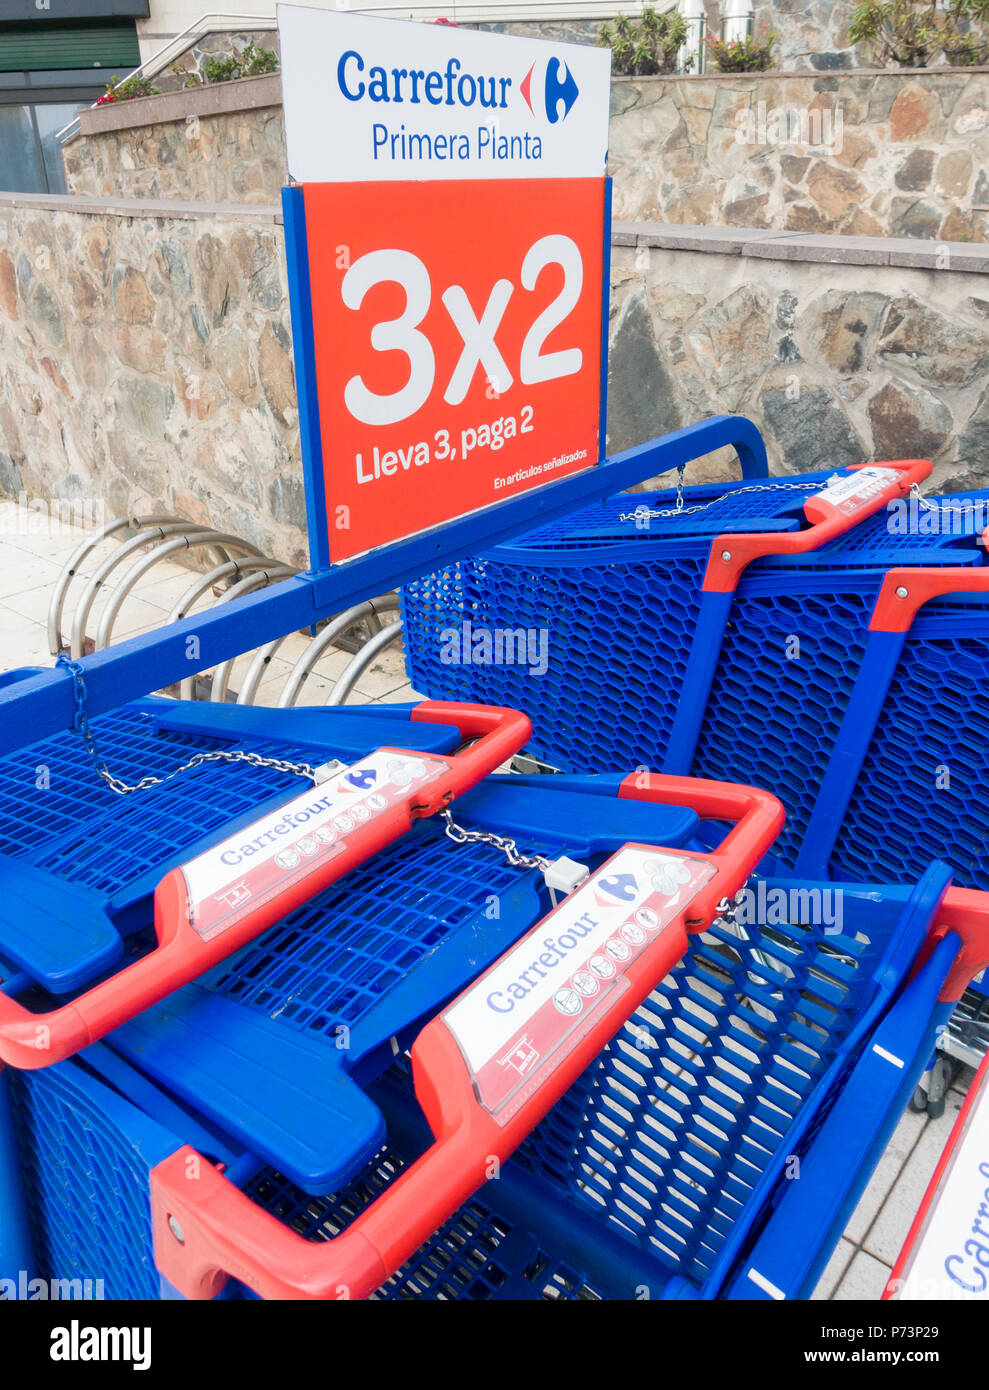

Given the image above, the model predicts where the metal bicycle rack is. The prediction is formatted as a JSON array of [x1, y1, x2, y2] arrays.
[[48, 514, 409, 708], [49, 515, 264, 659]]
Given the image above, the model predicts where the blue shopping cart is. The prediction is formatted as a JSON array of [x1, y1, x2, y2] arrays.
[[0, 719, 710, 1295], [0, 693, 534, 1068], [403, 476, 989, 884], [8, 853, 987, 1301]]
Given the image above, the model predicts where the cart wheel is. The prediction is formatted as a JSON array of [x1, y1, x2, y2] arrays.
[[925, 1055, 958, 1121], [909, 1085, 928, 1114]]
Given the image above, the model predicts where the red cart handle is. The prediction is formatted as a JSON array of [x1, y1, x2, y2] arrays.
[[0, 701, 529, 1070], [704, 459, 931, 593], [150, 774, 784, 1301], [921, 886, 989, 1004], [870, 527, 989, 632]]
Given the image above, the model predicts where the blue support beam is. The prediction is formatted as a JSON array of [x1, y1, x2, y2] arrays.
[[0, 414, 768, 758]]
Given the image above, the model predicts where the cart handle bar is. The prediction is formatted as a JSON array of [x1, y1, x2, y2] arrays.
[[150, 773, 784, 1301], [0, 701, 530, 1070], [923, 886, 989, 1004], [704, 459, 931, 593], [870, 527, 989, 631]]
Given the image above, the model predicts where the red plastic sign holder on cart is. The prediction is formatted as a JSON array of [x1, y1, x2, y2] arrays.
[[149, 773, 785, 1300]]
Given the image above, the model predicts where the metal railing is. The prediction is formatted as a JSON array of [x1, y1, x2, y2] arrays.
[[56, 12, 279, 144]]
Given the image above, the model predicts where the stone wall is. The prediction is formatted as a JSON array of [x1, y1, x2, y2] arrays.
[[610, 68, 989, 240], [1, 194, 987, 570], [0, 194, 306, 567], [152, 28, 278, 92], [63, 76, 284, 205], [64, 66, 989, 242], [751, 1, 860, 72], [608, 224, 989, 495]]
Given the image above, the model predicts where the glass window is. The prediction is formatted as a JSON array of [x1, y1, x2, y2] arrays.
[[34, 102, 80, 195], [0, 104, 45, 194], [0, 101, 83, 194]]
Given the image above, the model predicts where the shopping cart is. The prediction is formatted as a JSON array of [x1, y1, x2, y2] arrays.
[[403, 475, 989, 883], [0, 696, 529, 1069], [2, 769, 761, 1298], [14, 765, 988, 1303], [14, 842, 989, 1300], [149, 860, 989, 1302], [403, 460, 939, 779], [884, 1045, 989, 1301]]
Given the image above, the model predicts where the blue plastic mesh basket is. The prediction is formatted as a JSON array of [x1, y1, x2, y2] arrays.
[[3, 802, 560, 1292], [828, 595, 989, 888], [203, 816, 555, 1042], [243, 1141, 612, 1300], [0, 705, 324, 901], [5, 869, 939, 1300], [236, 877, 926, 1299], [691, 579, 880, 867], [7, 1062, 174, 1300], [401, 482, 987, 779]]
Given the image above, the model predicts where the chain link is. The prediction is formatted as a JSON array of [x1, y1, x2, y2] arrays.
[[441, 808, 553, 874], [624, 478, 982, 528], [714, 894, 741, 928], [619, 477, 822, 525], [55, 653, 321, 794], [907, 482, 983, 515]]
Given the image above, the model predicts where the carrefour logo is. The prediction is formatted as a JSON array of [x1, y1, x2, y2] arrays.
[[520, 57, 580, 123], [336, 48, 579, 122], [339, 49, 513, 110]]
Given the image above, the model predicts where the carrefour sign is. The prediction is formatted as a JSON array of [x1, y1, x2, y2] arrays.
[[277, 4, 611, 182]]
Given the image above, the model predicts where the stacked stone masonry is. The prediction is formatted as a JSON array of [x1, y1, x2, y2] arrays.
[[1, 195, 986, 567], [63, 66, 989, 243]]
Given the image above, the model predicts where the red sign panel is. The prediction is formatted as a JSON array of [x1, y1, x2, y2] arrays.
[[304, 177, 605, 562]]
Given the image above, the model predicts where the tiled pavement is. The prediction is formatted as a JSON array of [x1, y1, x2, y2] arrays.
[[0, 500, 974, 1301]]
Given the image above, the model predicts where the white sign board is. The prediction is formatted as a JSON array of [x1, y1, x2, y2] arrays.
[[443, 846, 713, 1118], [180, 750, 447, 940], [897, 1064, 989, 1300], [277, 4, 612, 183]]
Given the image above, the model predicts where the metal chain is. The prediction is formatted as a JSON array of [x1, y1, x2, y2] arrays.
[[907, 483, 983, 515], [626, 478, 982, 527], [619, 478, 822, 525], [441, 808, 552, 874], [443, 808, 753, 935], [714, 893, 742, 928], [55, 654, 321, 795]]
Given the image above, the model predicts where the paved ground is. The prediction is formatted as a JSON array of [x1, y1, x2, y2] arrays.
[[0, 500, 973, 1300]]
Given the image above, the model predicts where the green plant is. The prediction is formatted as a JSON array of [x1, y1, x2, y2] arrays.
[[706, 25, 778, 72], [849, 0, 989, 66], [168, 60, 203, 88], [598, 7, 690, 76], [95, 73, 161, 104], [941, 0, 989, 62], [202, 40, 279, 84]]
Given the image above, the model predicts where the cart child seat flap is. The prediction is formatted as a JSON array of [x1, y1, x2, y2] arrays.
[[0, 857, 122, 993]]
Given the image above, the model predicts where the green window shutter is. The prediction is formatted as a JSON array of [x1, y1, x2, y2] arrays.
[[0, 22, 140, 72]]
